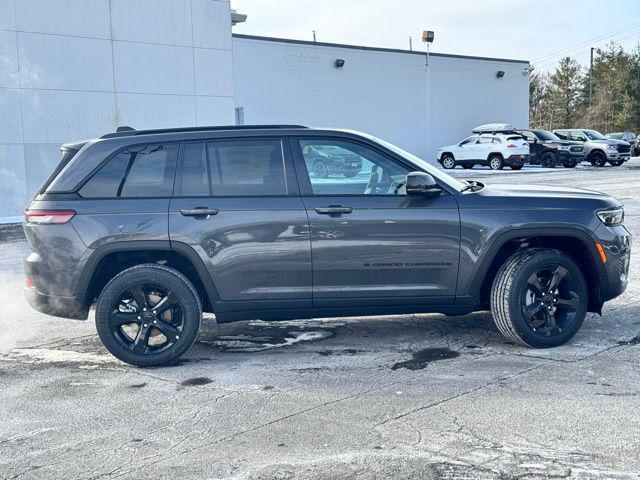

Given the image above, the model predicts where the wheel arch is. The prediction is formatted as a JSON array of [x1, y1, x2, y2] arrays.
[[77, 240, 219, 313], [470, 229, 605, 313], [487, 152, 504, 160], [588, 148, 606, 160]]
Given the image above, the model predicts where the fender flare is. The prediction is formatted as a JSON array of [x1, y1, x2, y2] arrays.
[[75, 240, 219, 306], [463, 226, 604, 302]]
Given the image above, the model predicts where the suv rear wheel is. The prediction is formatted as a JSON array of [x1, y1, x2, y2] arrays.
[[95, 264, 202, 367], [488, 155, 504, 170], [490, 249, 587, 348]]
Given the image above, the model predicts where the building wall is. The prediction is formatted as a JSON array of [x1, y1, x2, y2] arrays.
[[232, 36, 530, 162], [0, 0, 234, 219]]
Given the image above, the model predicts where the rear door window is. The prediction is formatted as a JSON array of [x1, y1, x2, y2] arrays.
[[179, 139, 287, 196], [79, 143, 178, 198]]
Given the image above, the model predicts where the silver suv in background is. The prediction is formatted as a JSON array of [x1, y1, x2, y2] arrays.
[[553, 129, 631, 167]]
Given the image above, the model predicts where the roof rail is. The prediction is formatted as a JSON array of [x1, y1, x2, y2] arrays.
[[100, 124, 309, 139]]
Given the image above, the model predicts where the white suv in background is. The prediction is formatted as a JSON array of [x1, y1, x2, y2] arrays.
[[437, 124, 529, 170]]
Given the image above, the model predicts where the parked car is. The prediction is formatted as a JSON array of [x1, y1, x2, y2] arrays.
[[24, 125, 631, 366], [553, 129, 631, 167], [606, 131, 636, 144], [517, 129, 584, 168], [303, 144, 363, 178], [437, 124, 529, 170]]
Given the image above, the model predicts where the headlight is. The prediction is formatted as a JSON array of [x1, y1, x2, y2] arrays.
[[597, 207, 624, 226], [606, 145, 618, 151]]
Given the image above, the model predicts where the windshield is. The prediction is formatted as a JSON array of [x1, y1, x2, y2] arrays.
[[583, 130, 606, 140], [356, 131, 468, 192], [534, 130, 560, 141]]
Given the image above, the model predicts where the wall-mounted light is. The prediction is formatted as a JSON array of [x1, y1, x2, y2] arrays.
[[496, 70, 505, 78], [522, 65, 534, 76], [334, 59, 345, 68]]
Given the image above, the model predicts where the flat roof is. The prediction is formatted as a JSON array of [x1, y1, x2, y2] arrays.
[[233, 34, 529, 65]]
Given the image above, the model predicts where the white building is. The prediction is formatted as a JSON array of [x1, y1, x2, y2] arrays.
[[0, 0, 529, 220]]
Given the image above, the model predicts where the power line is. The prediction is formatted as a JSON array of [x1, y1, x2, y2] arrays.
[[534, 28, 640, 70], [532, 19, 640, 63]]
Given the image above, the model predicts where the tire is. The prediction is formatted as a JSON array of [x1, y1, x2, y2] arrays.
[[312, 160, 329, 178], [343, 171, 358, 178], [589, 151, 607, 167], [488, 155, 504, 170], [462, 164, 474, 169], [441, 154, 456, 169], [609, 160, 623, 167], [95, 264, 202, 367], [563, 159, 577, 168], [510, 164, 524, 170], [540, 151, 557, 168], [490, 249, 588, 348]]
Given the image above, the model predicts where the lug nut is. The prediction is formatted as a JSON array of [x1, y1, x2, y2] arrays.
[[153, 320, 157, 324], [137, 316, 141, 320], [143, 308, 147, 312], [153, 310, 156, 315], [143, 323, 148, 327], [176, 335, 180, 339]]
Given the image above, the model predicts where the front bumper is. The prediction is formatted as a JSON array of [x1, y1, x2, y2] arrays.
[[605, 152, 630, 161], [24, 287, 88, 320], [594, 224, 631, 303]]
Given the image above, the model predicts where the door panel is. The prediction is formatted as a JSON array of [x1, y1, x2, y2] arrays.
[[292, 137, 460, 306], [303, 195, 460, 304], [169, 197, 311, 302], [169, 138, 311, 305]]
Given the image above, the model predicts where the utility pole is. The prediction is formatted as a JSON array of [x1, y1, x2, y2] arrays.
[[312, 30, 316, 42], [589, 47, 595, 106], [409, 36, 413, 51]]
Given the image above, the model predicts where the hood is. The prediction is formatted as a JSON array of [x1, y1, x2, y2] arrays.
[[589, 138, 629, 146], [482, 183, 610, 199], [465, 183, 622, 211], [543, 140, 582, 147]]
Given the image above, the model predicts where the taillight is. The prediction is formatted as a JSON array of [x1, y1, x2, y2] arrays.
[[507, 143, 517, 148], [25, 277, 35, 288], [24, 209, 76, 224]]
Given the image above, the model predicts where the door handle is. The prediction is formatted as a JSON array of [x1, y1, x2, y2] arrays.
[[314, 205, 353, 215], [180, 207, 219, 217]]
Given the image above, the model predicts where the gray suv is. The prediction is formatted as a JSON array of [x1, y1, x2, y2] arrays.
[[554, 129, 631, 167], [24, 125, 631, 366]]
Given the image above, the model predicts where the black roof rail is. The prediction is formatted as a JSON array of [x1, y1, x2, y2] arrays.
[[100, 124, 309, 139]]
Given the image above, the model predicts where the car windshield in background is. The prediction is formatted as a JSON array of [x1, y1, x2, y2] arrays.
[[535, 130, 560, 141], [355, 131, 468, 192], [584, 130, 606, 140]]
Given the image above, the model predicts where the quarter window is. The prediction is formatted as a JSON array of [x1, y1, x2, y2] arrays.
[[80, 144, 178, 198], [179, 139, 287, 196], [298, 139, 410, 195]]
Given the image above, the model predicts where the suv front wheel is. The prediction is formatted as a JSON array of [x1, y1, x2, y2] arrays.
[[490, 249, 588, 348], [95, 264, 202, 367]]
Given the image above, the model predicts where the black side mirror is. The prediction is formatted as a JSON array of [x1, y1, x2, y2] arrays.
[[406, 172, 442, 197]]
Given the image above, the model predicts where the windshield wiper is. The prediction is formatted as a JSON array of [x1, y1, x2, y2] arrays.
[[461, 180, 484, 192]]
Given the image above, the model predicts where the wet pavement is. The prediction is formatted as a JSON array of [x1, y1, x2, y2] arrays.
[[1, 162, 640, 479]]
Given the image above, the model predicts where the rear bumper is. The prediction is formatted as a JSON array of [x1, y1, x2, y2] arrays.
[[24, 287, 88, 320], [504, 154, 527, 166]]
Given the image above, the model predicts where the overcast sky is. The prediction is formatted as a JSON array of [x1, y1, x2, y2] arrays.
[[230, 0, 640, 71]]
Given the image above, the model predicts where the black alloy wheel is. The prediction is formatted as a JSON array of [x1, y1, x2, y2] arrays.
[[109, 284, 184, 356], [522, 265, 581, 338], [95, 264, 201, 367]]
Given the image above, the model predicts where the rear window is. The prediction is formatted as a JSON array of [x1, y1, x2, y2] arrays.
[[179, 139, 286, 196], [40, 146, 82, 194], [79, 143, 178, 198]]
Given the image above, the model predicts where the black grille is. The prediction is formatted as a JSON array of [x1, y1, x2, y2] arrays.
[[617, 144, 631, 153]]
